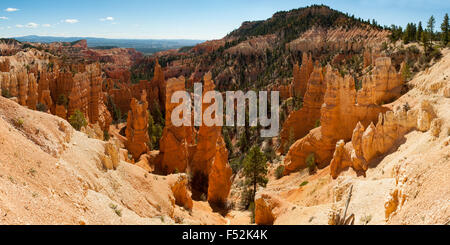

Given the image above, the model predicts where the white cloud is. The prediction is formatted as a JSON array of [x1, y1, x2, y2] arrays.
[[64, 19, 79, 24], [26, 22, 39, 28], [100, 16, 114, 21], [0, 16, 8, 20], [42, 24, 51, 27], [5, 8, 19, 12], [15, 24, 24, 28]]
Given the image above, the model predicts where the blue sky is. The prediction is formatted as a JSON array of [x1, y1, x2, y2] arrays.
[[0, 0, 448, 40]]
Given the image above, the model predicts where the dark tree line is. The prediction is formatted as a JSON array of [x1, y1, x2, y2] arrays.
[[390, 14, 449, 48]]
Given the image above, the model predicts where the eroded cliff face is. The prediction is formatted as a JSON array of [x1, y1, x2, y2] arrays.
[[283, 57, 404, 175], [330, 100, 436, 179], [280, 62, 326, 153], [288, 26, 390, 54], [293, 52, 314, 98], [0, 51, 112, 134]]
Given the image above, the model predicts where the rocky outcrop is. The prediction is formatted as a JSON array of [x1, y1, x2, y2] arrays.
[[26, 73, 38, 110], [288, 26, 390, 54], [283, 57, 403, 175], [159, 76, 192, 174], [330, 100, 436, 179], [357, 58, 404, 106], [98, 96, 112, 131], [38, 70, 53, 111], [0, 59, 10, 72], [148, 60, 166, 111], [71, 39, 88, 50], [189, 73, 232, 206], [225, 35, 277, 56], [88, 71, 102, 125], [280, 62, 326, 153], [207, 136, 232, 206], [169, 174, 194, 210], [293, 53, 314, 97], [254, 193, 291, 225], [110, 86, 132, 115], [18, 69, 28, 106], [54, 104, 67, 119], [101, 142, 120, 170], [125, 91, 149, 160], [384, 162, 408, 221]]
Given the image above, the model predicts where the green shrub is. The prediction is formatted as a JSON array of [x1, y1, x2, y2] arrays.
[[1, 89, 12, 98], [103, 130, 110, 141], [69, 110, 87, 131], [36, 103, 48, 112], [148, 113, 163, 150], [57, 94, 68, 108], [14, 118, 24, 128], [306, 153, 316, 174], [275, 165, 285, 179], [315, 120, 321, 128], [230, 157, 243, 174]]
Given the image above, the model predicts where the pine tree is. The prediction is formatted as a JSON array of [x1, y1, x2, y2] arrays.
[[427, 15, 436, 41], [417, 21, 423, 41], [403, 23, 417, 43], [243, 146, 268, 202], [441, 13, 449, 45], [421, 31, 430, 54]]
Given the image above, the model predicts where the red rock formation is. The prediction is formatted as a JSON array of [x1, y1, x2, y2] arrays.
[[51, 72, 74, 102], [272, 83, 292, 100], [110, 86, 132, 115], [0, 59, 10, 72], [89, 75, 102, 124], [207, 136, 232, 206], [67, 73, 85, 117], [97, 95, 112, 131], [55, 104, 67, 119], [189, 72, 232, 206], [147, 60, 166, 111], [26, 73, 38, 110], [330, 100, 436, 179], [159, 76, 191, 174], [71, 39, 88, 50], [17, 70, 28, 106], [288, 26, 390, 54], [131, 80, 148, 100], [293, 53, 314, 97], [357, 57, 404, 106], [191, 39, 226, 54], [39, 90, 53, 112], [38, 70, 51, 103], [125, 91, 150, 160], [0, 73, 10, 94], [104, 67, 131, 84], [169, 174, 194, 210], [255, 193, 291, 225], [283, 57, 403, 175], [9, 73, 18, 98], [280, 62, 326, 153]]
